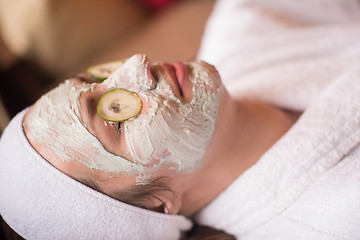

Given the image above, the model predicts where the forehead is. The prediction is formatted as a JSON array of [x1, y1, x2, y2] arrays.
[[24, 111, 139, 193]]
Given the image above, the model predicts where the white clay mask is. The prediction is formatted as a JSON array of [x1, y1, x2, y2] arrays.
[[27, 54, 222, 181]]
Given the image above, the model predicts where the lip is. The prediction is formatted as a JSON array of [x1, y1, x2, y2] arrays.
[[163, 63, 183, 96], [158, 62, 191, 102], [172, 61, 187, 94]]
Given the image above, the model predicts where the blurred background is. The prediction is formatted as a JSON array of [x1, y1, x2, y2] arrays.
[[0, 0, 216, 135]]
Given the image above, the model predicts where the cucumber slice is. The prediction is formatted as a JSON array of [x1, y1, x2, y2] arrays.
[[97, 89, 142, 122], [86, 60, 125, 81]]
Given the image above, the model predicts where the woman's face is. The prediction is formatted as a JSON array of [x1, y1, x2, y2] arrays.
[[26, 54, 222, 184]]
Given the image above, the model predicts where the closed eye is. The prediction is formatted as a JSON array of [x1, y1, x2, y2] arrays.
[[74, 74, 98, 84]]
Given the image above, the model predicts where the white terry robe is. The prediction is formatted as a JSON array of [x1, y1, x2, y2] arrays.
[[195, 0, 360, 239]]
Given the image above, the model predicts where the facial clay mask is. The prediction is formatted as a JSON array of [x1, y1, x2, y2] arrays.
[[27, 54, 222, 179], [27, 80, 143, 173]]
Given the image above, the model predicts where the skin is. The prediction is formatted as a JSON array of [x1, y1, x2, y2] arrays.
[[23, 56, 301, 217]]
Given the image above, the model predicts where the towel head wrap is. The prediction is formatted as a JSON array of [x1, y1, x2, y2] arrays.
[[0, 109, 192, 240]]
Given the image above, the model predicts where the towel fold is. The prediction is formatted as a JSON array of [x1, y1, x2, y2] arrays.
[[196, 67, 360, 239], [198, 0, 360, 111], [195, 0, 360, 238]]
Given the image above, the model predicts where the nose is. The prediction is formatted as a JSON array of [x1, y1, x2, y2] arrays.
[[103, 54, 156, 91]]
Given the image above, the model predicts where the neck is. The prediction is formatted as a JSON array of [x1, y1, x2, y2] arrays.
[[180, 89, 300, 216]]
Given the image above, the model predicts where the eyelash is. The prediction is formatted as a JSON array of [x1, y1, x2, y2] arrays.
[[74, 75, 96, 83]]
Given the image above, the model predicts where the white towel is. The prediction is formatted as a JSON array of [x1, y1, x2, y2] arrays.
[[198, 0, 360, 111], [195, 0, 360, 238], [0, 109, 192, 240], [195, 68, 360, 239]]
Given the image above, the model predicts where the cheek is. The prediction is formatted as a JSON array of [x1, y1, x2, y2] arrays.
[[137, 94, 153, 115], [122, 97, 178, 166], [122, 80, 219, 173]]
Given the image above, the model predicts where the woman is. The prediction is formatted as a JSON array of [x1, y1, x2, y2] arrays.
[[1, 0, 360, 239], [1, 51, 294, 239]]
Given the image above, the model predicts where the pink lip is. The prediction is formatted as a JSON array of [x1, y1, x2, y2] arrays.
[[158, 61, 192, 102], [172, 61, 187, 95], [162, 63, 184, 94]]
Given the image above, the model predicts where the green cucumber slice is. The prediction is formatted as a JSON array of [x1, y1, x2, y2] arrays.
[[97, 89, 142, 122], [86, 60, 125, 81]]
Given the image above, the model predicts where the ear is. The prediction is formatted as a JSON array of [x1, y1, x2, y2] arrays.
[[147, 194, 182, 215], [148, 203, 168, 214]]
